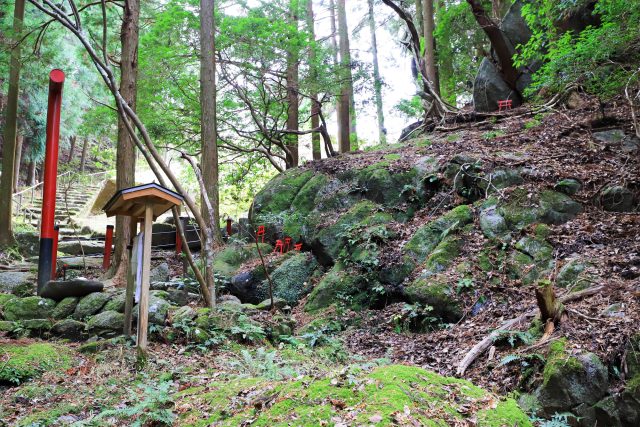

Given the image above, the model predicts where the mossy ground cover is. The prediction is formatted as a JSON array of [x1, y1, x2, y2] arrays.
[[0, 342, 73, 384]]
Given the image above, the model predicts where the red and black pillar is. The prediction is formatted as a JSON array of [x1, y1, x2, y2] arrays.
[[37, 69, 65, 294], [51, 225, 59, 279]]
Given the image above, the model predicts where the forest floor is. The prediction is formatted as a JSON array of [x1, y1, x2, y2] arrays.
[[1, 94, 640, 426]]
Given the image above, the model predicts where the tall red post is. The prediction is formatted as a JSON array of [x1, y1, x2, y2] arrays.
[[50, 225, 59, 279], [37, 69, 65, 294], [103, 224, 114, 270], [175, 225, 182, 254], [226, 218, 232, 236]]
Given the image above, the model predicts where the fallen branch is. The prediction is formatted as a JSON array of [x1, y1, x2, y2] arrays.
[[456, 285, 604, 376]]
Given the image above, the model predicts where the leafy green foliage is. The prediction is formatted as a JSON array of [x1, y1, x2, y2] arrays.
[[493, 330, 536, 348], [392, 303, 440, 333], [517, 0, 640, 98], [89, 380, 176, 426]]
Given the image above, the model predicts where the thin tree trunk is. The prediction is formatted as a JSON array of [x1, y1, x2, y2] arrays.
[[79, 138, 89, 173], [466, 0, 518, 90], [414, 0, 423, 34], [200, 0, 223, 307], [13, 133, 23, 193], [423, 0, 440, 95], [67, 135, 76, 162], [27, 160, 36, 186], [368, 0, 386, 145], [0, 0, 25, 248], [336, 0, 352, 153], [285, 0, 300, 168], [307, 1, 321, 160], [110, 0, 139, 284]]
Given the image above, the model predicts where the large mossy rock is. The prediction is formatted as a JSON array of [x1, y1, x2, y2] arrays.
[[404, 205, 473, 263], [311, 200, 392, 266], [176, 364, 532, 426], [305, 264, 374, 312], [0, 342, 72, 384], [536, 340, 609, 415], [52, 297, 79, 319], [252, 169, 314, 219], [229, 265, 268, 304], [150, 262, 170, 283], [40, 279, 104, 301], [259, 253, 318, 304], [87, 310, 125, 335], [133, 291, 173, 325], [3, 296, 56, 321], [600, 186, 637, 212], [73, 292, 112, 320], [103, 291, 126, 312], [213, 243, 273, 279], [51, 319, 88, 341], [403, 276, 462, 322]]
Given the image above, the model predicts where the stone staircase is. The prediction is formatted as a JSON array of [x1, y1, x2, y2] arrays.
[[17, 180, 103, 239]]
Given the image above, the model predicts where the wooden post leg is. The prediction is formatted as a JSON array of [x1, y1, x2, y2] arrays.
[[137, 204, 153, 355]]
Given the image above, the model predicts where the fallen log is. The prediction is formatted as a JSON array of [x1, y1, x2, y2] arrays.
[[456, 285, 604, 376]]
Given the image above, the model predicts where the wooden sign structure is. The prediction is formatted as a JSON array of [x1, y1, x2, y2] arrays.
[[103, 183, 183, 354]]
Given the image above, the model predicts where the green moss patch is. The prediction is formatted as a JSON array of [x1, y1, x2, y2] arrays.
[[176, 365, 531, 426], [0, 343, 72, 384]]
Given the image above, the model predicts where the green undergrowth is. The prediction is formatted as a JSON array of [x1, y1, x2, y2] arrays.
[[177, 364, 532, 426], [0, 342, 73, 385]]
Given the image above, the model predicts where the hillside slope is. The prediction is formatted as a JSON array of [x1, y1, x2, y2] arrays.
[[239, 94, 640, 424]]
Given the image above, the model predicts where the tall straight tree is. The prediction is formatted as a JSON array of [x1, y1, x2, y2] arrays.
[[306, 0, 321, 160], [367, 0, 386, 145], [0, 0, 25, 249], [285, 0, 300, 168], [110, 0, 139, 282], [199, 0, 223, 261], [414, 0, 423, 34], [328, 0, 345, 151], [423, 0, 440, 95], [336, 0, 353, 153]]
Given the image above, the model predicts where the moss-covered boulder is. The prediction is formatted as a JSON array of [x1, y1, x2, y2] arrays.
[[213, 243, 273, 279], [229, 265, 268, 304], [133, 292, 173, 325], [3, 296, 56, 321], [555, 178, 582, 196], [539, 190, 583, 224], [176, 364, 532, 426], [73, 292, 111, 320], [0, 293, 17, 309], [251, 169, 314, 219], [600, 185, 636, 212], [536, 339, 609, 415], [404, 205, 473, 263], [311, 200, 391, 265], [87, 310, 124, 335], [305, 264, 373, 312], [403, 276, 462, 322], [0, 342, 72, 384], [0, 320, 15, 331], [103, 291, 126, 312], [507, 236, 554, 284], [22, 319, 53, 334], [52, 297, 79, 319], [0, 271, 35, 296], [258, 253, 318, 304], [51, 319, 87, 341], [479, 201, 510, 241], [423, 235, 463, 275], [556, 258, 591, 289], [169, 305, 197, 325], [355, 163, 419, 207]]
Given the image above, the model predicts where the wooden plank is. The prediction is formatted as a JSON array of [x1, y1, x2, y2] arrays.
[[136, 204, 153, 354], [122, 188, 182, 206]]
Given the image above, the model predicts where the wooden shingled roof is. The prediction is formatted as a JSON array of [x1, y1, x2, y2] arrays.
[[103, 183, 183, 219]]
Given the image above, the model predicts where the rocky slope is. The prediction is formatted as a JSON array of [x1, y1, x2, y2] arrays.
[[233, 94, 639, 425]]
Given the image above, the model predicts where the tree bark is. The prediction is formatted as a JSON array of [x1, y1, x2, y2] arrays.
[[336, 0, 352, 153], [200, 0, 223, 251], [368, 0, 386, 145], [306, 0, 321, 161], [285, 0, 300, 168], [466, 0, 519, 90], [328, 0, 344, 152], [110, 0, 139, 284], [423, 0, 440, 95], [67, 135, 76, 162], [79, 137, 89, 173], [414, 0, 423, 34], [13, 133, 23, 193], [26, 160, 36, 186], [0, 0, 25, 249]]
